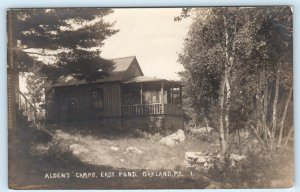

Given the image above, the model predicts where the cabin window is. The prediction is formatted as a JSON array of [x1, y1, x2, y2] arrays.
[[91, 88, 104, 109], [123, 92, 140, 105], [122, 86, 140, 105]]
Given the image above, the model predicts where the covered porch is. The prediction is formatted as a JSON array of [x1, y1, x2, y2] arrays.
[[121, 76, 183, 116]]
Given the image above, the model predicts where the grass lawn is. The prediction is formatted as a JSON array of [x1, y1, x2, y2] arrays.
[[10, 123, 293, 189], [33, 124, 220, 170]]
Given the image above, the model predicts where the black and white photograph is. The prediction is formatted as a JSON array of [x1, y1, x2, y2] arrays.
[[7, 7, 293, 189]]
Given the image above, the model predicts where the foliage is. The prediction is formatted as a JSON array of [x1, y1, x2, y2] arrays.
[[11, 8, 118, 74], [10, 8, 118, 107], [12, 8, 117, 49], [178, 7, 293, 155]]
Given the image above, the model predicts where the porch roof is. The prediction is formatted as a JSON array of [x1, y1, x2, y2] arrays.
[[122, 76, 182, 87]]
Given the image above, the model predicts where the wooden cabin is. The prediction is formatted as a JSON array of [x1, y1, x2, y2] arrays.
[[46, 56, 184, 131]]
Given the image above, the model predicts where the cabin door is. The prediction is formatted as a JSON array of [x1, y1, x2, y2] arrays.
[[91, 88, 104, 118]]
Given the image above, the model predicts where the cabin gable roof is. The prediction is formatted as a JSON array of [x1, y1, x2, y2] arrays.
[[122, 57, 144, 81], [53, 56, 143, 87]]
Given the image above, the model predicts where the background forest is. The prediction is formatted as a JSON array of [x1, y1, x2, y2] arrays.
[[177, 7, 293, 155]]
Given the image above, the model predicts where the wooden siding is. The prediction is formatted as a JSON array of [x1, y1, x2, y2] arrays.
[[46, 83, 121, 121], [102, 83, 121, 117]]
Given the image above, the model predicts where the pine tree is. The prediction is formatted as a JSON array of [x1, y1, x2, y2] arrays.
[[8, 8, 118, 109]]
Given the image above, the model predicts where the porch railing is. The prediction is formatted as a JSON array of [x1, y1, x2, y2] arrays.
[[18, 90, 38, 123], [122, 103, 183, 116]]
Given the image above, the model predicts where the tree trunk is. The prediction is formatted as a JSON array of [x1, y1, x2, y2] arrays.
[[222, 13, 235, 144], [271, 71, 280, 152], [262, 71, 270, 151], [284, 126, 294, 148], [256, 71, 264, 135], [218, 12, 238, 157], [224, 76, 231, 140], [219, 72, 227, 157], [237, 123, 241, 155], [277, 87, 293, 148], [201, 108, 210, 133]]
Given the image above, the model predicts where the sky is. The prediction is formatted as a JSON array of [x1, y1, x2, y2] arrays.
[[101, 8, 192, 80]]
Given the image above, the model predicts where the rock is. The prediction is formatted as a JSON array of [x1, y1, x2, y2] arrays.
[[120, 159, 125, 162], [185, 152, 216, 171], [69, 144, 89, 156], [185, 152, 207, 164], [110, 146, 120, 151], [160, 129, 185, 146], [55, 130, 71, 140], [196, 156, 207, 163], [189, 127, 214, 134], [230, 154, 246, 166], [162, 139, 176, 147], [230, 154, 246, 162], [124, 147, 142, 155]]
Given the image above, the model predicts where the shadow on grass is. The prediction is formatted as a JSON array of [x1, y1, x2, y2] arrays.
[[9, 122, 209, 189], [47, 119, 177, 141]]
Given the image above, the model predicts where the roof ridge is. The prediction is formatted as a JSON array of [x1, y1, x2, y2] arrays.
[[109, 56, 136, 60]]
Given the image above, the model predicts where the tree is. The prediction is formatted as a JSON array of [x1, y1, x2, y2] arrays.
[[177, 7, 292, 156], [8, 8, 118, 108], [178, 7, 243, 158], [237, 7, 293, 152], [11, 8, 118, 72]]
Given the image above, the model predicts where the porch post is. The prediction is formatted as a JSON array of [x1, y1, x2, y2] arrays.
[[161, 81, 164, 114], [140, 83, 143, 104], [179, 86, 182, 107], [171, 83, 174, 105], [140, 83, 143, 115]]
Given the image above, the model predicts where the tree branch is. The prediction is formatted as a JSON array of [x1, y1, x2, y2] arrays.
[[24, 51, 58, 57], [251, 125, 266, 151]]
